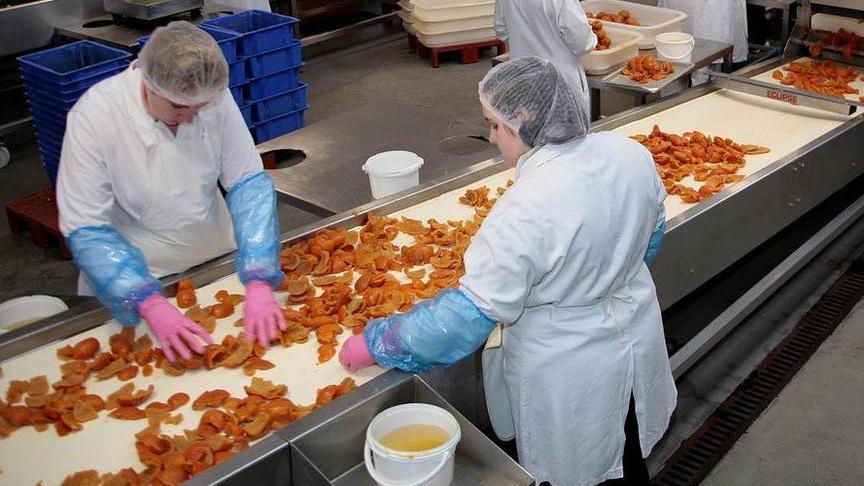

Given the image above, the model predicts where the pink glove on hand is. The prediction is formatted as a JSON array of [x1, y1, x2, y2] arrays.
[[339, 335, 376, 372], [139, 294, 213, 362], [243, 280, 287, 347]]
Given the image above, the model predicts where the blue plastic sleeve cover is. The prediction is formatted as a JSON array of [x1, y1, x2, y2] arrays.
[[363, 287, 497, 373], [67, 225, 163, 325], [644, 219, 666, 264], [226, 171, 285, 288]]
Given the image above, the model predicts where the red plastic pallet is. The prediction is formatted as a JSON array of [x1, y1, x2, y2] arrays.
[[5, 188, 71, 259], [411, 35, 507, 68]]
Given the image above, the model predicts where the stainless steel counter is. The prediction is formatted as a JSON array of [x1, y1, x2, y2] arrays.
[[262, 99, 500, 215], [53, 4, 238, 51]]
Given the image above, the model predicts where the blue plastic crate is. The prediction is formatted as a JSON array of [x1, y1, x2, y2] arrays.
[[252, 106, 307, 143], [251, 83, 307, 123], [203, 10, 299, 56], [198, 25, 242, 64], [230, 83, 247, 105], [229, 61, 246, 87], [31, 113, 67, 140], [20, 63, 125, 95], [25, 89, 77, 113], [140, 26, 242, 64], [245, 41, 301, 78], [18, 41, 132, 83], [238, 104, 253, 127], [245, 64, 302, 102]]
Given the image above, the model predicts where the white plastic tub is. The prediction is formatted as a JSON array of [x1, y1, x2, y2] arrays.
[[414, 24, 497, 47], [655, 31, 694, 63], [582, 0, 687, 49], [364, 403, 462, 486], [363, 151, 424, 199], [0, 295, 68, 333], [413, 15, 492, 34], [811, 13, 864, 37], [411, 0, 495, 23], [398, 0, 414, 23], [581, 27, 643, 75]]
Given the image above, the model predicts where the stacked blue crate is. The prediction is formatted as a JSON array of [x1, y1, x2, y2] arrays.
[[18, 41, 132, 185], [203, 10, 307, 144]]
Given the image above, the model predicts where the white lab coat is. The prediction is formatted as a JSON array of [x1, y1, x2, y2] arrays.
[[659, 0, 749, 63], [461, 132, 677, 486], [494, 0, 597, 108], [57, 65, 262, 292]]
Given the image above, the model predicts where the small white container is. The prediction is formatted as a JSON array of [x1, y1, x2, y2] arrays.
[[0, 295, 68, 333], [581, 0, 687, 49], [411, 0, 495, 23], [413, 15, 492, 34], [655, 32, 694, 64], [363, 151, 424, 199], [581, 27, 644, 76], [364, 403, 462, 486]]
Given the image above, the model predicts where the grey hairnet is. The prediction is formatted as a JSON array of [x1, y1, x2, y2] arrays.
[[138, 21, 228, 106], [479, 56, 589, 148]]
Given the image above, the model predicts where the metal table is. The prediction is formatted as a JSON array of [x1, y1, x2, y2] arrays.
[[747, 0, 798, 46], [261, 100, 500, 216], [492, 38, 733, 120], [54, 4, 237, 51]]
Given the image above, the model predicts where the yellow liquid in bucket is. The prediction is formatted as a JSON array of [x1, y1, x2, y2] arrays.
[[379, 424, 450, 452]]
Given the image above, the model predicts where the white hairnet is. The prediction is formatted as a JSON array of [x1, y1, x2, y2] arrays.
[[138, 21, 228, 106], [479, 56, 590, 147]]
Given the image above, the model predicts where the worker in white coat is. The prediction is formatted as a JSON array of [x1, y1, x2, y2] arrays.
[[340, 57, 675, 486], [494, 0, 597, 108], [659, 0, 748, 79], [57, 22, 287, 362]]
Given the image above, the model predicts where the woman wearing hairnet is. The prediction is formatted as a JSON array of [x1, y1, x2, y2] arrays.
[[56, 22, 286, 362], [340, 57, 674, 486], [494, 0, 597, 107]]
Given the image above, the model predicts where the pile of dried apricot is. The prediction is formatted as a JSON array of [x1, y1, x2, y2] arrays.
[[631, 125, 770, 203], [809, 28, 863, 59], [771, 59, 860, 99], [621, 55, 674, 84], [586, 9, 640, 26], [590, 20, 613, 51]]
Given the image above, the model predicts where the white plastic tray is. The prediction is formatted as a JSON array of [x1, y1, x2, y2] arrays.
[[415, 25, 497, 47], [581, 27, 643, 76], [412, 0, 495, 23], [581, 0, 686, 49], [413, 15, 493, 34], [811, 13, 864, 37]]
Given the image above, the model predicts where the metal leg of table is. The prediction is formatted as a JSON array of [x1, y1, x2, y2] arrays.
[[590, 88, 602, 121], [781, 6, 791, 46]]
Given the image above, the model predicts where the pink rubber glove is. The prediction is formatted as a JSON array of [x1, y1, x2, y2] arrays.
[[243, 280, 287, 347], [339, 334, 376, 372], [139, 294, 213, 362]]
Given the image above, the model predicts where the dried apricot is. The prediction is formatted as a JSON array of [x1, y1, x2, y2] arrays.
[[177, 278, 195, 291], [167, 392, 190, 410], [110, 406, 146, 420], [176, 290, 197, 309], [72, 337, 100, 360], [1, 405, 32, 426], [209, 302, 235, 319], [192, 390, 230, 411], [117, 365, 139, 381]]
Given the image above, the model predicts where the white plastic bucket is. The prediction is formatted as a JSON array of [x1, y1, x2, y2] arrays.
[[0, 295, 68, 333], [655, 32, 695, 64], [362, 151, 424, 199], [364, 403, 461, 486]]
